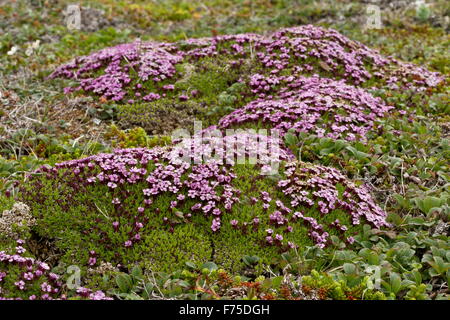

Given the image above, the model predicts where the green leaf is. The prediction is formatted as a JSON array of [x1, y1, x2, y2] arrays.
[[271, 276, 283, 289], [343, 263, 356, 275], [200, 262, 218, 272], [284, 132, 298, 146], [116, 274, 133, 293], [415, 196, 443, 214], [412, 270, 422, 285], [434, 256, 449, 273], [390, 273, 402, 295], [242, 255, 260, 266], [124, 293, 143, 300], [346, 146, 370, 160], [131, 265, 143, 280], [176, 280, 191, 288], [142, 283, 154, 299], [367, 252, 380, 265], [185, 261, 197, 269]]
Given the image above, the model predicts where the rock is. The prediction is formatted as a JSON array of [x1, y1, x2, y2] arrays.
[[0, 202, 35, 239]]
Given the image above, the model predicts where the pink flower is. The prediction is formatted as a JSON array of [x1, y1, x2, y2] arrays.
[[107, 182, 117, 189], [124, 240, 132, 248], [211, 218, 221, 232], [135, 222, 144, 229], [40, 282, 52, 293], [88, 257, 97, 266], [15, 280, 26, 290]]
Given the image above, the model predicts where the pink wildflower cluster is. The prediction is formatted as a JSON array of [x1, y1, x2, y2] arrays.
[[276, 162, 390, 247], [218, 75, 393, 141], [76, 287, 113, 300], [51, 40, 182, 102], [33, 131, 294, 236], [50, 25, 443, 103], [0, 240, 110, 300], [251, 25, 443, 90], [225, 160, 389, 249], [170, 130, 295, 173], [26, 135, 390, 254], [46, 147, 239, 235]]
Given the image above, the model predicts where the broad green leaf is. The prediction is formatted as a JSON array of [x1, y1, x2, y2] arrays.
[[343, 263, 356, 274], [201, 262, 218, 272], [116, 274, 133, 293]]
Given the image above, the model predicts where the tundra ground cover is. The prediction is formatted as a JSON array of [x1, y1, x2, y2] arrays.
[[49, 24, 444, 104], [17, 136, 387, 269], [0, 0, 449, 300], [217, 75, 394, 141]]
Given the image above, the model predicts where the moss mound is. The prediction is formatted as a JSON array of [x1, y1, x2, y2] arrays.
[[18, 134, 388, 274], [50, 25, 443, 105], [47, 25, 445, 135], [218, 75, 393, 142]]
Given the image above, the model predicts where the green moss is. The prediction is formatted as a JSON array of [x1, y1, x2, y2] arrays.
[[118, 99, 205, 134], [105, 125, 171, 149], [0, 194, 14, 213], [19, 156, 369, 278], [19, 163, 218, 273], [118, 56, 250, 133], [141, 226, 212, 272]]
